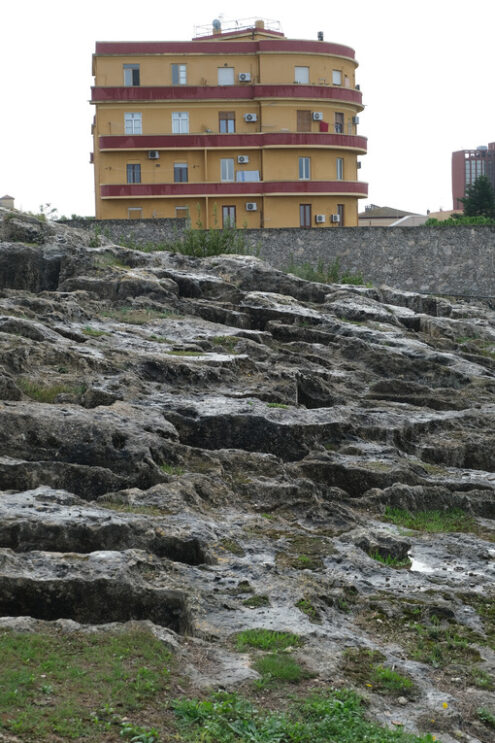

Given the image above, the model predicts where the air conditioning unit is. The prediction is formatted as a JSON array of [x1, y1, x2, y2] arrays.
[[315, 214, 326, 223], [244, 113, 257, 122], [238, 155, 249, 164], [148, 150, 160, 160], [331, 214, 341, 223], [239, 72, 251, 82], [246, 202, 257, 211], [312, 112, 324, 121], [352, 116, 360, 125]]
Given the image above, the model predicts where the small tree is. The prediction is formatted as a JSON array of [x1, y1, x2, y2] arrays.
[[461, 175, 495, 218]]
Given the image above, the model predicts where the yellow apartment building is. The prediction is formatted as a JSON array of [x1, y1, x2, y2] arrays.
[[91, 18, 367, 228]]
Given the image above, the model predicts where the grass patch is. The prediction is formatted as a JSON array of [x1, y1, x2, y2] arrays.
[[369, 551, 412, 569], [173, 688, 436, 742], [253, 652, 311, 687], [276, 535, 333, 571], [296, 599, 321, 622], [160, 463, 185, 476], [82, 326, 109, 337], [342, 648, 415, 697], [211, 335, 239, 352], [267, 402, 290, 409], [17, 379, 85, 403], [242, 595, 270, 609], [477, 707, 495, 729], [0, 629, 173, 741], [469, 666, 494, 689], [234, 629, 302, 652], [219, 538, 245, 557], [101, 308, 175, 325], [360, 606, 483, 671], [383, 506, 478, 534], [286, 257, 369, 286]]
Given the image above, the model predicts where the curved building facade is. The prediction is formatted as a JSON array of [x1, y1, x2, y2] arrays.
[[91, 19, 367, 227]]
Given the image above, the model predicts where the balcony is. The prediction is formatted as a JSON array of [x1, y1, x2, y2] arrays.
[[91, 84, 362, 106], [100, 181, 368, 198], [98, 132, 367, 154]]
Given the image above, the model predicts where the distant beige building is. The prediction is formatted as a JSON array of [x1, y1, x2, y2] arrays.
[[358, 204, 426, 227], [0, 195, 15, 210]]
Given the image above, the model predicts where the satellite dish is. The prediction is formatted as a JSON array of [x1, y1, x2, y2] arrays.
[[212, 18, 221, 30]]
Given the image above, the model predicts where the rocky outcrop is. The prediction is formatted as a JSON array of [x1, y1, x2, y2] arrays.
[[0, 209, 494, 742]]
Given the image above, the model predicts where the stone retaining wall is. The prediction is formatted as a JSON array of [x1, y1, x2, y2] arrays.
[[63, 219, 495, 297]]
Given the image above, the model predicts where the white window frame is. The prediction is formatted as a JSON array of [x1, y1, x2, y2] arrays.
[[294, 66, 309, 84], [332, 69, 342, 85], [299, 157, 311, 180], [172, 64, 187, 85], [124, 112, 142, 134], [217, 67, 235, 86], [172, 112, 189, 134], [123, 64, 140, 86], [336, 157, 344, 180], [174, 162, 188, 183], [220, 158, 235, 182]]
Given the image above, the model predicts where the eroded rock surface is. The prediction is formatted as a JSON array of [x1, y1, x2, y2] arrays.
[[0, 209, 494, 742]]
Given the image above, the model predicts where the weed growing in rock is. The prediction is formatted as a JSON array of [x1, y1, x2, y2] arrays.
[[286, 256, 369, 286], [369, 551, 412, 569], [173, 688, 437, 742], [383, 507, 478, 534], [17, 379, 85, 403], [219, 538, 245, 557], [82, 326, 109, 337], [242, 594, 271, 609], [296, 599, 321, 622], [477, 707, 495, 729], [211, 335, 239, 352], [469, 667, 494, 690], [267, 402, 290, 409], [166, 350, 205, 357], [235, 629, 302, 652], [342, 648, 415, 697], [160, 463, 184, 476]]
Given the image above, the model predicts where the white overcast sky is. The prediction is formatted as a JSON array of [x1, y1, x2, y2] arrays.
[[2, 0, 494, 217]]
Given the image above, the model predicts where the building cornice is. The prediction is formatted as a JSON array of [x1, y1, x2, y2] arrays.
[[94, 39, 356, 60]]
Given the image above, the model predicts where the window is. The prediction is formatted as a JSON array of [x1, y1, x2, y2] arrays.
[[299, 157, 310, 180], [172, 112, 189, 133], [332, 69, 342, 85], [124, 112, 142, 134], [218, 67, 234, 86], [294, 66, 309, 84], [172, 64, 187, 85], [175, 206, 190, 219], [220, 158, 234, 182], [300, 204, 312, 228], [335, 112, 344, 134], [174, 163, 188, 183], [336, 158, 344, 180], [222, 206, 236, 227], [337, 204, 345, 226], [128, 207, 142, 219], [297, 110, 312, 132], [123, 64, 140, 86], [236, 170, 260, 182], [126, 164, 141, 183], [219, 111, 235, 133]]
